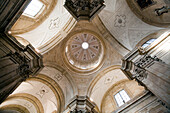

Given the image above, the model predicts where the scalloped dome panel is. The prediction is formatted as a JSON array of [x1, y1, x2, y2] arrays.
[[65, 33, 104, 71]]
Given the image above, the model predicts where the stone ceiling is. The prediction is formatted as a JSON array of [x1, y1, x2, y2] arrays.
[[7, 0, 169, 111]]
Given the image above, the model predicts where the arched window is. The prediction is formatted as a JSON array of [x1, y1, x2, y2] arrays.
[[114, 89, 130, 107], [23, 0, 44, 17], [141, 38, 156, 48]]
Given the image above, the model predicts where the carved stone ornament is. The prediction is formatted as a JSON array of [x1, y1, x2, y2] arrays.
[[133, 55, 164, 81], [9, 52, 32, 80], [155, 6, 170, 16], [133, 66, 148, 81], [17, 63, 31, 80], [133, 55, 152, 81], [134, 55, 154, 68], [135, 55, 164, 68], [70, 109, 89, 113], [66, 96, 97, 113], [64, 0, 105, 21]]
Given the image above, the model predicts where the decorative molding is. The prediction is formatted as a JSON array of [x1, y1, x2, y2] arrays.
[[28, 74, 65, 113], [135, 55, 164, 69], [155, 6, 169, 16], [36, 86, 49, 98], [104, 76, 113, 84], [0, 104, 30, 113], [133, 66, 148, 81], [7, 52, 32, 80], [92, 16, 130, 55], [134, 55, 154, 68], [49, 18, 60, 30], [62, 30, 106, 74], [114, 15, 126, 27], [6, 93, 44, 113], [0, 33, 44, 104], [24, 102, 32, 108], [54, 73, 63, 81], [38, 17, 77, 54], [132, 55, 162, 81], [87, 65, 121, 97]]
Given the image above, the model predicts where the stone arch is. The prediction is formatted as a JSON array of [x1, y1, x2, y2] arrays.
[[87, 65, 129, 111], [3, 93, 44, 113], [28, 74, 65, 113], [0, 104, 29, 113], [101, 80, 145, 113], [39, 63, 77, 107]]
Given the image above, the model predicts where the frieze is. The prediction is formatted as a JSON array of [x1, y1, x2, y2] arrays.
[[133, 55, 164, 81], [135, 55, 164, 68], [135, 55, 155, 68]]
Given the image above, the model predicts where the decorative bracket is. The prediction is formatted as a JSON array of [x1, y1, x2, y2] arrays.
[[64, 0, 105, 21]]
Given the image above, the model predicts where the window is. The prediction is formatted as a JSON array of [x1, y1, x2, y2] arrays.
[[114, 90, 130, 107], [23, 0, 44, 17], [69, 60, 74, 65], [142, 38, 156, 48]]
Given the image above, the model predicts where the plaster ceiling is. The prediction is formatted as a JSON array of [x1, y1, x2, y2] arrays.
[[11, 80, 58, 113], [6, 0, 169, 112], [16, 0, 77, 54], [99, 0, 163, 50]]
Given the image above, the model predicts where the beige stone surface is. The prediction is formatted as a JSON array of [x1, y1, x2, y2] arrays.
[[2, 0, 169, 112]]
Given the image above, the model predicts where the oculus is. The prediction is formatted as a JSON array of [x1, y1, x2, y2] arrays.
[[82, 42, 89, 49]]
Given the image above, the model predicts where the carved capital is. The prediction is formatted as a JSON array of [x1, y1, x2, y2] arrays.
[[133, 55, 152, 81], [8, 52, 32, 80], [17, 63, 31, 80], [133, 66, 148, 81], [133, 55, 165, 81], [135, 55, 165, 68], [66, 96, 97, 113], [64, 0, 105, 21]]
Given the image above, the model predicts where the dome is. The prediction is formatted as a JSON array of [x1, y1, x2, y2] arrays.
[[64, 32, 105, 73]]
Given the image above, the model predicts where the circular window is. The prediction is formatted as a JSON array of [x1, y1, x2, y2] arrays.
[[82, 42, 89, 49]]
